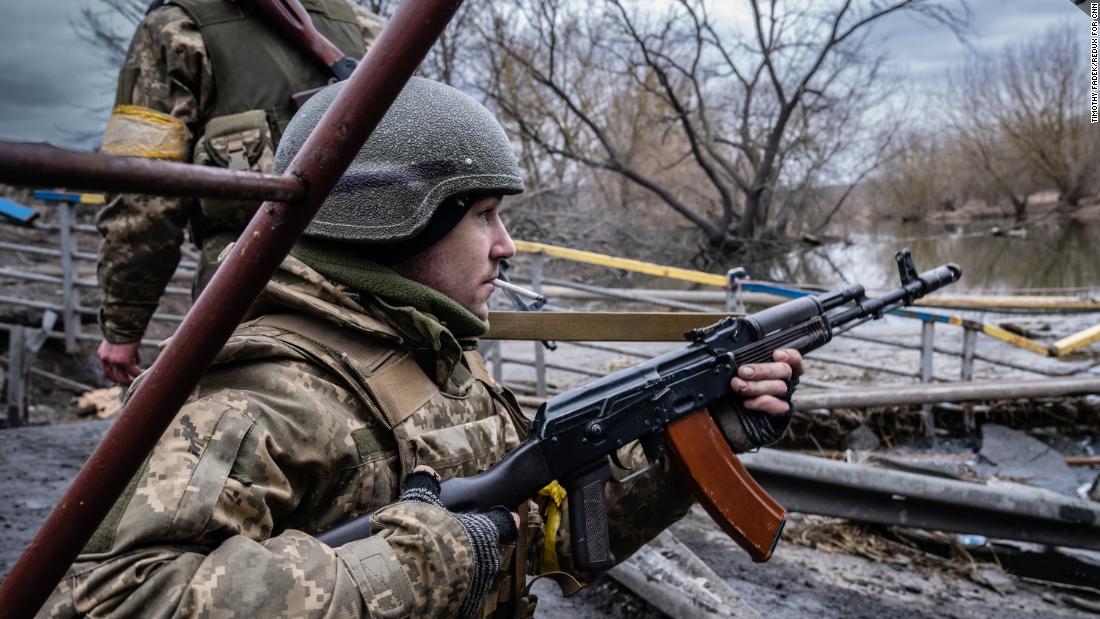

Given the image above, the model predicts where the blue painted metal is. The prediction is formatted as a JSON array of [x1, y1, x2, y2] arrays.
[[33, 190, 83, 204], [0, 197, 37, 224]]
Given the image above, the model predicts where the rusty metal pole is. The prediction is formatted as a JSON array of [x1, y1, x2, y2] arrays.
[[0, 141, 307, 202], [0, 2, 462, 616]]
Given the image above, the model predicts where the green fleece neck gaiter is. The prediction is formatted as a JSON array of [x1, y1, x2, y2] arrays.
[[291, 238, 488, 339]]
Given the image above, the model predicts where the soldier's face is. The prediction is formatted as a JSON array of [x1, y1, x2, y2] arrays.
[[392, 195, 516, 320]]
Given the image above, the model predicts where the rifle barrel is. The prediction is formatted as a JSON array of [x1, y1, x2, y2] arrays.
[[829, 263, 961, 327], [0, 141, 306, 202]]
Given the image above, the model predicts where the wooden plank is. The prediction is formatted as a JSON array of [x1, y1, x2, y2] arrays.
[[1054, 321, 1100, 356], [918, 294, 1100, 312], [979, 322, 1055, 356], [485, 311, 736, 341], [610, 529, 763, 619]]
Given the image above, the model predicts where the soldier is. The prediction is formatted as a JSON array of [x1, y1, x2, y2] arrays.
[[95, 0, 384, 385], [42, 78, 802, 617]]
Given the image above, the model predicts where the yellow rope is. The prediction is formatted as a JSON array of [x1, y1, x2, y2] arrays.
[[538, 481, 567, 572]]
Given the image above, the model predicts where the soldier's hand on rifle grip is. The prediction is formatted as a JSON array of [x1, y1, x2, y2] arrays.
[[732, 348, 803, 415]]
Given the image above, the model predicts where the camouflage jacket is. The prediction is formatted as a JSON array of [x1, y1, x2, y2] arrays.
[[96, 2, 384, 343], [42, 257, 694, 618]]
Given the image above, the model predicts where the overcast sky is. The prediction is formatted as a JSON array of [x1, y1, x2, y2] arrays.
[[0, 0, 1089, 150]]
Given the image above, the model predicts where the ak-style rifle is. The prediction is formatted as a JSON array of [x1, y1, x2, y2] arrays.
[[244, 0, 359, 108], [319, 250, 962, 571]]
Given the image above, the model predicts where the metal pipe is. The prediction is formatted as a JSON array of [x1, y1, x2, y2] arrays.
[[741, 448, 1100, 550], [793, 376, 1100, 410], [59, 202, 78, 352], [0, 268, 64, 286], [806, 350, 952, 382], [0, 295, 185, 324], [500, 356, 605, 378], [33, 222, 99, 234], [0, 240, 102, 264], [838, 331, 1084, 378], [0, 142, 306, 202], [540, 277, 716, 312], [0, 320, 159, 348], [0, 3, 462, 615], [560, 340, 651, 359], [919, 320, 935, 436]]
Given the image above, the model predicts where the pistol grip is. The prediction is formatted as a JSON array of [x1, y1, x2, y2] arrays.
[[564, 461, 615, 572], [666, 408, 787, 562]]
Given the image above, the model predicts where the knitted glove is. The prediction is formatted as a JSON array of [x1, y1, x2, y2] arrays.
[[712, 374, 797, 452], [400, 471, 518, 617]]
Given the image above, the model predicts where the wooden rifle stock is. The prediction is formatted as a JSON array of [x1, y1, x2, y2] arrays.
[[248, 0, 357, 78], [665, 408, 786, 562]]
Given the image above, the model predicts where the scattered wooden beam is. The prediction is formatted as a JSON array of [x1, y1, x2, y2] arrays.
[[610, 530, 763, 619]]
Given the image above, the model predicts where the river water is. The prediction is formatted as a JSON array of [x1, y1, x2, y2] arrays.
[[754, 221, 1100, 294]]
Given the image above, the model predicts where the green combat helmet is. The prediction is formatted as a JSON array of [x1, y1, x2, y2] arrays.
[[273, 76, 524, 243]]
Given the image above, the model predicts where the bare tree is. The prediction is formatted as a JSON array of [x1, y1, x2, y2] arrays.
[[869, 131, 957, 222], [943, 34, 1060, 222], [476, 0, 967, 252], [960, 24, 1096, 211], [72, 0, 147, 68]]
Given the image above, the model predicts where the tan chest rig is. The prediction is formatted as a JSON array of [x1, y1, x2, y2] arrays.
[[247, 312, 538, 617]]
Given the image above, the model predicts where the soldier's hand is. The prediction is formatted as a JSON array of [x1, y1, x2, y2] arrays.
[[730, 348, 803, 415], [97, 339, 142, 385], [399, 466, 518, 617]]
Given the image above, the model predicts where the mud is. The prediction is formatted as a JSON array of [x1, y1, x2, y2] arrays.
[[668, 509, 1090, 619], [1, 421, 1094, 618]]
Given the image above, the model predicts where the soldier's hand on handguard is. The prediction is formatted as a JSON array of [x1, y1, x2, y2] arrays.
[[399, 465, 519, 618], [97, 339, 142, 386], [732, 348, 803, 414], [713, 348, 804, 452]]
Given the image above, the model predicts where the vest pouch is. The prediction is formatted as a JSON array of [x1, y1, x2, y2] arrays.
[[192, 109, 276, 232], [404, 408, 521, 481]]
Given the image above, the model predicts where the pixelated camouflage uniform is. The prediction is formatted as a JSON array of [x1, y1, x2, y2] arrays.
[[96, 0, 383, 344], [41, 255, 695, 618]]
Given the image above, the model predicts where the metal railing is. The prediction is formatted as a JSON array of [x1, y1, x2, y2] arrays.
[[484, 247, 1100, 436]]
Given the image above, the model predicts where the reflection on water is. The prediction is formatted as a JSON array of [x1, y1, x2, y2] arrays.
[[751, 221, 1100, 293]]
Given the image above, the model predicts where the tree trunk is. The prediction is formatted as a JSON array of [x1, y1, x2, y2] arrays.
[[738, 189, 765, 239], [1011, 196, 1027, 223]]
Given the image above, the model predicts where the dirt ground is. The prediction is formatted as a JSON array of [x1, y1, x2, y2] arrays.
[[2, 420, 1096, 618]]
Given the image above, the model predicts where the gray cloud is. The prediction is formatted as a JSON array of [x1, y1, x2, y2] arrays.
[[0, 0, 1091, 150], [0, 1, 131, 149]]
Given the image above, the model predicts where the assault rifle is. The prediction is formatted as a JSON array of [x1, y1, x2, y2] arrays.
[[244, 0, 359, 108], [319, 250, 961, 571]]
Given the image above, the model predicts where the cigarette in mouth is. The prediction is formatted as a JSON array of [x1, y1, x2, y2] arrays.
[[493, 279, 545, 302]]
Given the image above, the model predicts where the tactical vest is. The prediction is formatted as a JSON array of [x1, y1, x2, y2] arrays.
[[239, 312, 538, 617], [169, 0, 365, 135], [166, 0, 367, 291]]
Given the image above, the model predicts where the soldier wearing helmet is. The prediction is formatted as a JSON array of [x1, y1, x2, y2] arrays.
[[42, 78, 802, 618]]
